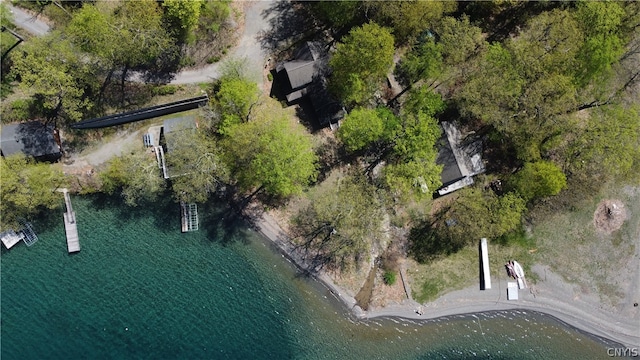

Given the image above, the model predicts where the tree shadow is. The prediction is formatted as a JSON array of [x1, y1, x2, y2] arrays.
[[460, 1, 568, 43], [84, 192, 175, 234], [199, 199, 251, 247], [408, 208, 466, 263], [259, 1, 321, 58]]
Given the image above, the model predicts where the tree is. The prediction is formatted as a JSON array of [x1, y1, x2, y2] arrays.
[[166, 129, 228, 204], [435, 15, 485, 67], [562, 105, 640, 183], [292, 174, 383, 268], [575, 1, 625, 85], [11, 34, 93, 125], [100, 149, 166, 206], [213, 77, 260, 132], [395, 36, 442, 94], [66, 2, 175, 102], [336, 107, 389, 152], [410, 188, 526, 261], [509, 161, 567, 202], [221, 100, 318, 198], [382, 111, 443, 200], [0, 154, 67, 231], [371, 1, 457, 44], [329, 22, 395, 106], [162, 0, 204, 42]]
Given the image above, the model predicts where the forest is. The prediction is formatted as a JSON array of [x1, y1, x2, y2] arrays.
[[1, 1, 639, 288]]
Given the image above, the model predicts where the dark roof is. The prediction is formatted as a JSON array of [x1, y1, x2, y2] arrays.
[[308, 79, 345, 126], [436, 133, 463, 186], [276, 42, 324, 91], [0, 121, 61, 159], [163, 116, 197, 153]]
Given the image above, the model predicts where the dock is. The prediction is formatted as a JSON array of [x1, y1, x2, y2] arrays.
[[480, 238, 491, 290], [180, 202, 199, 232], [60, 188, 80, 253]]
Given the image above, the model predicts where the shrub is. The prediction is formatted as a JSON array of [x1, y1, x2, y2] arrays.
[[152, 85, 179, 96], [383, 270, 397, 285], [267, 73, 273, 81]]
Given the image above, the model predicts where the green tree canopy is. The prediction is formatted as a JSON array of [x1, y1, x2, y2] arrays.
[[337, 107, 394, 152], [562, 105, 640, 183], [371, 1, 457, 44], [395, 36, 443, 89], [435, 15, 486, 67], [410, 188, 526, 261], [162, 0, 204, 42], [574, 1, 626, 85], [329, 22, 395, 106], [166, 128, 228, 204], [0, 154, 67, 231], [11, 34, 94, 125], [213, 77, 260, 132], [509, 161, 567, 202], [100, 149, 166, 206], [292, 174, 383, 268], [221, 101, 318, 198], [66, 1, 175, 94]]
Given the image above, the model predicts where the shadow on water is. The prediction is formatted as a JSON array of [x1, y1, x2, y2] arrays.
[[199, 198, 251, 247], [84, 192, 175, 234]]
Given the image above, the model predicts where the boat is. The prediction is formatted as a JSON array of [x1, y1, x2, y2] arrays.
[[512, 260, 526, 289]]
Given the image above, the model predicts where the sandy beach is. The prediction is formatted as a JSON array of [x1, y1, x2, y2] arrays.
[[254, 211, 640, 349]]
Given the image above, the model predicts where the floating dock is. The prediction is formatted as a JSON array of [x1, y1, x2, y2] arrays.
[[1, 230, 24, 249], [60, 188, 80, 253], [181, 202, 199, 232]]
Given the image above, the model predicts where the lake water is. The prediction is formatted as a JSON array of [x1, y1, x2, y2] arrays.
[[1, 195, 627, 359]]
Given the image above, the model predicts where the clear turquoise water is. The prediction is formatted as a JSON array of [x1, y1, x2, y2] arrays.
[[1, 195, 626, 359]]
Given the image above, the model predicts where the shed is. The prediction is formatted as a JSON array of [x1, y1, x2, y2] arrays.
[[507, 282, 519, 300], [0, 121, 61, 161]]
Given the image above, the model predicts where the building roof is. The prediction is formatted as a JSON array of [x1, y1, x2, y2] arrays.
[[0, 121, 61, 159], [163, 116, 197, 154], [276, 42, 325, 92], [436, 134, 463, 185]]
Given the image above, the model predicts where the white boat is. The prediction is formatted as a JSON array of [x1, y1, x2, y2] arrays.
[[513, 261, 526, 289]]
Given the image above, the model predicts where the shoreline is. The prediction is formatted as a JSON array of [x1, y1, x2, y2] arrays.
[[253, 210, 640, 349]]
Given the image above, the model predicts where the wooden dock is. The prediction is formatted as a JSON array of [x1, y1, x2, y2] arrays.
[[60, 189, 80, 253]]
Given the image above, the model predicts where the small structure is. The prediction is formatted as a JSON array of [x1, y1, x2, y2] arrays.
[[436, 121, 485, 196], [1, 230, 25, 249], [180, 202, 199, 232], [480, 238, 491, 290], [507, 282, 519, 300], [1, 221, 39, 250], [275, 42, 345, 128], [0, 121, 62, 161], [160, 116, 197, 179]]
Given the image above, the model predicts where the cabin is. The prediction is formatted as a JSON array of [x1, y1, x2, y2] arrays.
[[0, 121, 62, 162], [436, 121, 485, 195], [275, 42, 345, 128]]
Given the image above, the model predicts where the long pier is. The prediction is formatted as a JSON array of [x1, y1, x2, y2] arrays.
[[60, 188, 80, 253]]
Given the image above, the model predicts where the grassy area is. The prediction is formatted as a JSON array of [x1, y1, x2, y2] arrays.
[[407, 238, 536, 303], [529, 182, 639, 306]]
